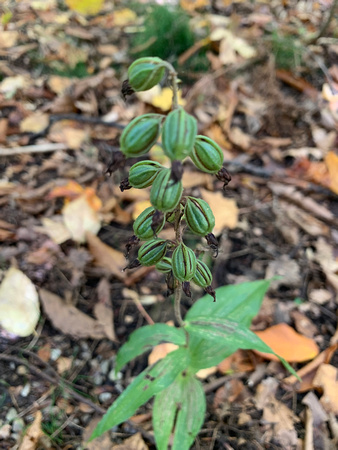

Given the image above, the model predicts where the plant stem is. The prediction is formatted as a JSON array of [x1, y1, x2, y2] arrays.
[[164, 62, 179, 109], [174, 281, 184, 327]]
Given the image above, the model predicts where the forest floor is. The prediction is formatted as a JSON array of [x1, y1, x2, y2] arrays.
[[0, 1, 337, 449]]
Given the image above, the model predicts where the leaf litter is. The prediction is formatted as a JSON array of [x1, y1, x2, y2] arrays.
[[0, 0, 337, 448]]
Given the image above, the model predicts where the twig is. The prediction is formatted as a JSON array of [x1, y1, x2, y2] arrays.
[[0, 143, 67, 156]]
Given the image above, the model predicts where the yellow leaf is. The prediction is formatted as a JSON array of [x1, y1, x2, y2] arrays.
[[65, 0, 105, 15], [254, 323, 319, 363], [20, 113, 49, 134], [137, 86, 185, 111], [0, 267, 40, 337], [114, 8, 137, 26], [200, 188, 239, 234]]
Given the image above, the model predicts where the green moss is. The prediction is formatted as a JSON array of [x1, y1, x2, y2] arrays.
[[270, 31, 305, 70]]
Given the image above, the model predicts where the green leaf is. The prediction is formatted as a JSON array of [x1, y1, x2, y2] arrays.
[[153, 372, 206, 450], [186, 279, 270, 328], [185, 318, 298, 378], [115, 323, 187, 373], [90, 347, 190, 440]]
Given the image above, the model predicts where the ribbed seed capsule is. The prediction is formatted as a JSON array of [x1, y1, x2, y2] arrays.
[[172, 243, 196, 282], [190, 136, 224, 173], [120, 114, 162, 157], [155, 257, 172, 273], [192, 260, 212, 288], [162, 108, 197, 160], [184, 197, 215, 236], [129, 161, 164, 189], [133, 207, 165, 240], [138, 239, 167, 266], [150, 168, 183, 212], [128, 57, 166, 92]]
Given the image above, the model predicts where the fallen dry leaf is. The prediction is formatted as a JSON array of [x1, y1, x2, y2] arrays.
[[137, 86, 185, 111], [255, 377, 298, 448], [94, 278, 116, 341], [283, 344, 338, 393], [200, 188, 239, 234], [82, 417, 112, 450], [39, 289, 106, 339], [40, 217, 72, 244], [63, 194, 101, 243], [313, 364, 338, 414], [20, 112, 49, 133], [254, 323, 319, 363], [86, 231, 126, 280], [18, 411, 44, 450], [112, 432, 148, 450], [0, 267, 40, 337]]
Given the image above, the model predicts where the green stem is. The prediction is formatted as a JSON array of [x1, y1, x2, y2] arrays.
[[174, 281, 184, 327], [164, 62, 180, 109]]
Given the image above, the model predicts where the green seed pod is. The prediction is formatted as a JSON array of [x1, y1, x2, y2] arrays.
[[128, 57, 166, 92], [172, 243, 196, 282], [192, 260, 212, 288], [155, 256, 172, 273], [150, 168, 183, 212], [138, 238, 167, 266], [133, 207, 165, 240], [162, 108, 197, 160], [190, 135, 224, 173], [129, 160, 164, 189], [184, 196, 215, 236], [120, 114, 162, 157]]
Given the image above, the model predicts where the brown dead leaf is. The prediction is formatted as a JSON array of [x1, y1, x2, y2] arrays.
[[37, 344, 51, 362], [18, 411, 44, 450], [313, 364, 338, 414], [217, 349, 255, 374], [112, 432, 148, 450], [86, 231, 126, 281], [56, 356, 72, 374], [283, 344, 338, 393], [254, 323, 319, 363], [291, 310, 317, 338], [94, 278, 116, 341], [39, 288, 106, 339], [82, 417, 112, 450], [213, 379, 248, 409], [255, 377, 298, 448]]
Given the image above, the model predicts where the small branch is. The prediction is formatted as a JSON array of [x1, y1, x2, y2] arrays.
[[0, 143, 67, 156]]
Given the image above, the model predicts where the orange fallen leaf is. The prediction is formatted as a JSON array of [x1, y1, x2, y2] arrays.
[[49, 180, 84, 200], [254, 323, 319, 363], [18, 411, 44, 450]]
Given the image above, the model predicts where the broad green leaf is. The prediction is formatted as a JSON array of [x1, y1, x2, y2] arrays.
[[90, 347, 190, 440], [172, 375, 206, 450], [186, 279, 270, 328], [153, 372, 206, 450], [115, 324, 187, 373], [185, 318, 298, 378]]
